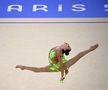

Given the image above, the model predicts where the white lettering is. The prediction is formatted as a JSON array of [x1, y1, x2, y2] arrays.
[[104, 4, 108, 11], [7, 4, 22, 12], [72, 4, 86, 11], [33, 4, 48, 12], [58, 4, 62, 12]]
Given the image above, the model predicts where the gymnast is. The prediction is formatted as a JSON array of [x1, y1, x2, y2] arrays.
[[16, 42, 98, 83]]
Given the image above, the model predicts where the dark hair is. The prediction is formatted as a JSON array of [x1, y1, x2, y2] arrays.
[[62, 49, 71, 56]]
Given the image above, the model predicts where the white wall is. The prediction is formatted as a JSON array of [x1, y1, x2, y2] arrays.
[[0, 19, 108, 90]]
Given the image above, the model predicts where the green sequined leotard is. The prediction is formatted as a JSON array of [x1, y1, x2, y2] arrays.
[[49, 49, 67, 72]]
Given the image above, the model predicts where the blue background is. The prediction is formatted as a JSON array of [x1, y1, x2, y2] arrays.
[[0, 0, 108, 18]]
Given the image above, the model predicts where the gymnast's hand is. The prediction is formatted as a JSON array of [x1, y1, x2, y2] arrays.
[[65, 69, 69, 75]]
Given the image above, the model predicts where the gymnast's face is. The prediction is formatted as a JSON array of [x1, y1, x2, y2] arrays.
[[62, 43, 71, 56]]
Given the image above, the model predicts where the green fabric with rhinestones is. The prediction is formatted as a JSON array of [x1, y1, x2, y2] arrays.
[[49, 49, 67, 72]]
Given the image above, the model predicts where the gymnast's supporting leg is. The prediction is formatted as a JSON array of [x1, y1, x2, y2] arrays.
[[16, 44, 98, 72]]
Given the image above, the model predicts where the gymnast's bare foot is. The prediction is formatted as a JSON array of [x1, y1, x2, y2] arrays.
[[16, 65, 25, 70], [89, 44, 99, 51]]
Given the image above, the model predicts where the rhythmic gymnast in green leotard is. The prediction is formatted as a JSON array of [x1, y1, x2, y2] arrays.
[[16, 42, 98, 83]]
